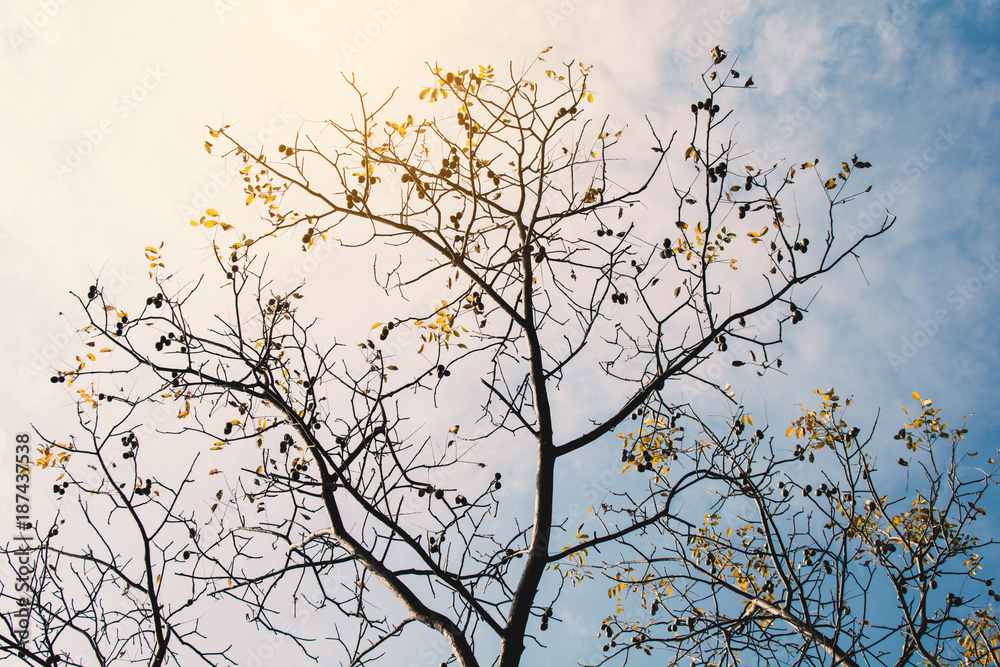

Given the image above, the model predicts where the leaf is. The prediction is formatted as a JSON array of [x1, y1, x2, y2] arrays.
[[204, 141, 212, 154], [911, 391, 921, 401], [786, 426, 795, 437], [824, 178, 837, 190], [209, 469, 221, 475], [246, 194, 255, 205], [205, 208, 219, 217], [587, 92, 594, 103], [371, 322, 383, 330], [540, 46, 552, 54]]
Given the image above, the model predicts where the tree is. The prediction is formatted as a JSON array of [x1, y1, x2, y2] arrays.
[[6, 48, 992, 667]]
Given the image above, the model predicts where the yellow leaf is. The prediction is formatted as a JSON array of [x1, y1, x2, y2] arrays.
[[99, 348, 112, 353], [824, 178, 837, 190], [190, 220, 200, 226], [240, 165, 252, 175], [203, 220, 217, 228], [590, 151, 597, 158], [785, 425, 795, 437], [911, 391, 921, 401], [204, 141, 212, 154], [587, 92, 594, 103], [205, 208, 219, 217], [209, 469, 221, 475], [371, 322, 383, 330], [246, 194, 254, 205]]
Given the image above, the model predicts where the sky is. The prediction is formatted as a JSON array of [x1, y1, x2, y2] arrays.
[[1, 1, 999, 665]]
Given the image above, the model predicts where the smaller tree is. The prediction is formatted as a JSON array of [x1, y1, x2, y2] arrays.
[[590, 390, 1000, 667]]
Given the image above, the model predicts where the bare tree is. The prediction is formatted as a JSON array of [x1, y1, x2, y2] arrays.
[[6, 49, 986, 667]]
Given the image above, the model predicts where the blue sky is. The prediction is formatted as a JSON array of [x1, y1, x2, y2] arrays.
[[1, 1, 999, 665]]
